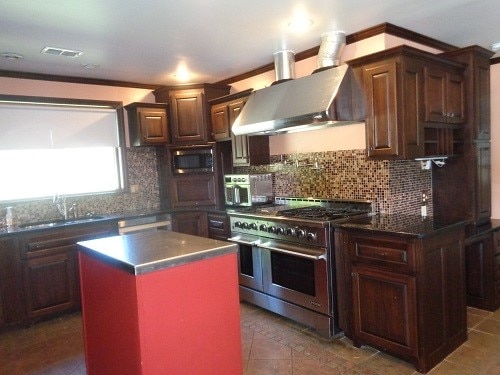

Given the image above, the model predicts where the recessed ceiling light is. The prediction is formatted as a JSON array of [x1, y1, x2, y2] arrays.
[[1, 52, 24, 60], [490, 42, 500, 52], [41, 46, 83, 58], [288, 16, 313, 32]]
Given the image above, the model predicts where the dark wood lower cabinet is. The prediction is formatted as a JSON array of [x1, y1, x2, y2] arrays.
[[0, 221, 118, 329], [465, 228, 500, 311], [171, 211, 208, 238], [207, 212, 230, 241], [352, 266, 418, 359], [335, 224, 466, 373], [23, 246, 79, 319]]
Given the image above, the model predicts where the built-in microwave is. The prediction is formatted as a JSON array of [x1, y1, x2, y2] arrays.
[[171, 146, 213, 174]]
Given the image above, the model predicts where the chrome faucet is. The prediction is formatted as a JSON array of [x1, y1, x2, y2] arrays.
[[53, 194, 68, 219]]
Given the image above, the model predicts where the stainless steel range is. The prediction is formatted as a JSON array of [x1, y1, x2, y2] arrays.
[[227, 197, 372, 338]]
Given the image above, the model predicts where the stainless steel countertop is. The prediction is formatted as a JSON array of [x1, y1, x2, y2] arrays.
[[77, 230, 237, 275]]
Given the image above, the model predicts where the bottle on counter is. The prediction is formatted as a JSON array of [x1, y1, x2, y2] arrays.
[[421, 192, 428, 217], [5, 206, 13, 226]]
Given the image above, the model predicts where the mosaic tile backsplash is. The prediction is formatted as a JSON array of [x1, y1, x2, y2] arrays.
[[2, 147, 432, 224], [236, 149, 433, 216], [0, 147, 160, 225]]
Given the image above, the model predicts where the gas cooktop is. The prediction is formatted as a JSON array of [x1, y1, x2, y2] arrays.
[[227, 197, 373, 222]]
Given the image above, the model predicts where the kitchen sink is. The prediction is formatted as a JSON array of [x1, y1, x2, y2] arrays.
[[19, 216, 105, 229]]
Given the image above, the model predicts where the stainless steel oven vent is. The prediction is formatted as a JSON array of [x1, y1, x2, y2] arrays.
[[273, 50, 295, 83], [317, 31, 346, 69]]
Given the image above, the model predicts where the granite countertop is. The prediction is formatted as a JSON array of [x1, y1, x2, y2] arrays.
[[77, 230, 238, 275], [0, 208, 171, 237], [333, 214, 469, 238]]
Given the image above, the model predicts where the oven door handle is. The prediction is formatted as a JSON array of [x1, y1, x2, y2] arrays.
[[258, 242, 326, 260], [227, 235, 260, 246]]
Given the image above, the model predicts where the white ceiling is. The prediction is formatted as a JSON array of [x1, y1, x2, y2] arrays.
[[1, 0, 499, 86]]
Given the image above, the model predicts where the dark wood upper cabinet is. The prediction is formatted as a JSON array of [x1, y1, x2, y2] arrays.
[[440, 46, 494, 141], [125, 102, 169, 146], [209, 90, 270, 167], [348, 45, 466, 159], [423, 66, 466, 124], [153, 83, 230, 145], [431, 46, 494, 232]]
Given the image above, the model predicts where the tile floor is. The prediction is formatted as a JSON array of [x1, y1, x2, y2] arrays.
[[0, 303, 498, 374]]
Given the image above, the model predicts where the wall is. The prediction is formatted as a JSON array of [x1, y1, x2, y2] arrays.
[[0, 78, 161, 223]]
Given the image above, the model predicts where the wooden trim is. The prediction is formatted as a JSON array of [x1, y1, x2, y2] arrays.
[[0, 69, 161, 90], [0, 22, 463, 88], [491, 56, 500, 65], [216, 22, 458, 85]]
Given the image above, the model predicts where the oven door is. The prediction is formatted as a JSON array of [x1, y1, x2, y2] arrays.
[[259, 240, 330, 315], [228, 234, 263, 290]]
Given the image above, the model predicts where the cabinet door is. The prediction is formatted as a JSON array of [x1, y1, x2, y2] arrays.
[[210, 103, 230, 140], [352, 265, 418, 358], [474, 142, 491, 224], [424, 67, 465, 124], [363, 61, 400, 158], [0, 237, 25, 327], [137, 108, 169, 144], [171, 211, 208, 237], [169, 174, 217, 208], [465, 233, 496, 310], [232, 133, 250, 166], [170, 90, 206, 144], [23, 245, 79, 319]]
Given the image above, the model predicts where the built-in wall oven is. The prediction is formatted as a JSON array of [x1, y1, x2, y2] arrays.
[[227, 197, 372, 338]]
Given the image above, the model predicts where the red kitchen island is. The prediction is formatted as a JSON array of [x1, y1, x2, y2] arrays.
[[77, 230, 242, 375]]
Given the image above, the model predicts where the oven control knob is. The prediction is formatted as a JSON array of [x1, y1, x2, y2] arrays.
[[268, 226, 277, 234], [242, 222, 250, 229], [296, 229, 306, 238], [234, 221, 243, 228], [276, 227, 285, 235], [250, 223, 258, 230], [286, 227, 296, 236], [307, 232, 317, 242], [259, 224, 267, 232]]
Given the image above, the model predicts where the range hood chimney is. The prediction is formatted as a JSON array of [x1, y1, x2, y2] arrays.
[[273, 50, 295, 84], [232, 31, 364, 136]]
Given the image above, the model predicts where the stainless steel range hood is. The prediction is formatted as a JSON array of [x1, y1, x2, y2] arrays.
[[232, 31, 364, 136], [231, 64, 363, 136]]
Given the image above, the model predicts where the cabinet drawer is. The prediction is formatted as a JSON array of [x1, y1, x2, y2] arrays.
[[19, 223, 117, 259], [350, 235, 415, 272], [207, 213, 229, 240]]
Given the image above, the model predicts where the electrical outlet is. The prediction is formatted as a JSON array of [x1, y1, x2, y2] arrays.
[[130, 184, 139, 194]]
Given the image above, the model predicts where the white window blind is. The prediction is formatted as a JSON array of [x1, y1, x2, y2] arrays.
[[0, 102, 119, 149], [0, 99, 125, 202]]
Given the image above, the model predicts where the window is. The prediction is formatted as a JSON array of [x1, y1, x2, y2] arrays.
[[0, 96, 126, 202]]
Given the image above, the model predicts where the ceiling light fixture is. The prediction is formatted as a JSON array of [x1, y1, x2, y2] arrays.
[[1, 52, 24, 60], [174, 62, 191, 82], [288, 16, 313, 32], [41, 46, 82, 58]]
